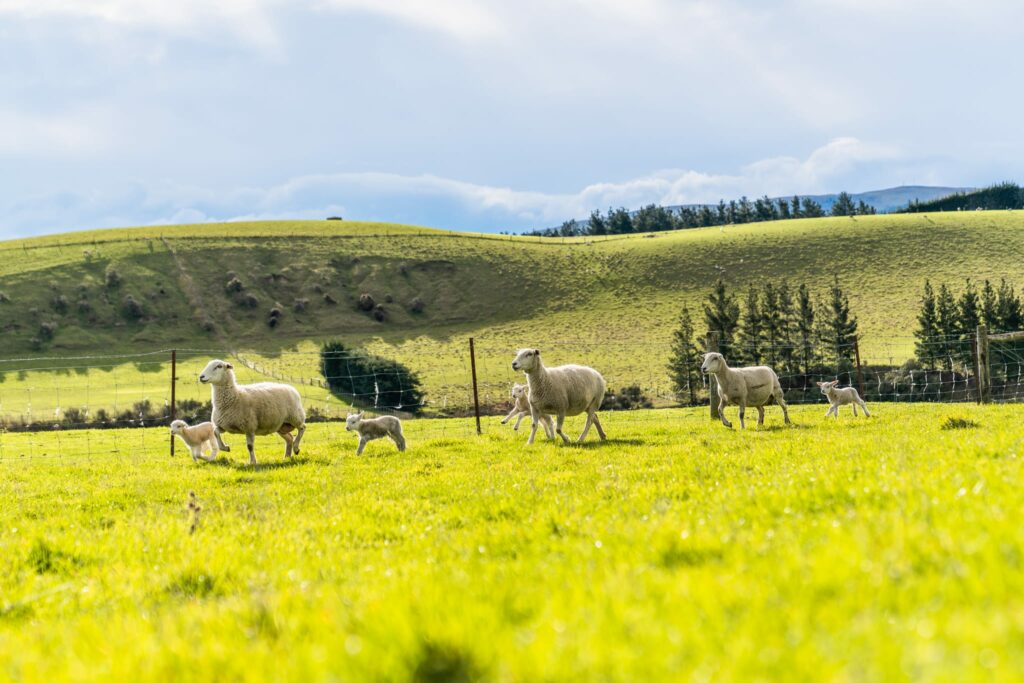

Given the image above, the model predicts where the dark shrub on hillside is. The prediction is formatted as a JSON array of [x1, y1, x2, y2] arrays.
[[357, 293, 375, 311], [122, 295, 144, 320], [104, 265, 121, 289], [51, 295, 69, 314], [268, 305, 284, 328], [293, 298, 309, 313], [384, 293, 394, 303], [77, 299, 93, 315], [323, 293, 337, 305], [225, 276, 244, 293], [372, 304, 387, 322], [29, 337, 43, 351], [39, 321, 58, 340], [200, 318, 215, 333], [0, 291, 9, 303], [601, 385, 654, 411], [408, 296, 425, 314], [320, 341, 424, 414], [239, 293, 259, 308]]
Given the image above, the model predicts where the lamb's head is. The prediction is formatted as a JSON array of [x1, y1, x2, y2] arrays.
[[169, 419, 188, 435], [511, 348, 540, 372], [817, 380, 839, 396], [345, 412, 363, 431], [700, 352, 725, 374], [199, 359, 233, 385], [511, 383, 527, 399]]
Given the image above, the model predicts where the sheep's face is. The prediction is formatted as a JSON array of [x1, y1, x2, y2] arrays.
[[199, 360, 233, 385], [169, 419, 188, 435], [700, 352, 724, 374], [511, 348, 540, 372], [817, 381, 839, 396], [345, 412, 363, 431], [511, 383, 527, 399]]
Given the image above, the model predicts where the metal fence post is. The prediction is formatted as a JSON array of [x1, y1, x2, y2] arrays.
[[853, 335, 866, 399], [706, 331, 720, 419], [170, 349, 177, 456], [469, 338, 482, 435]]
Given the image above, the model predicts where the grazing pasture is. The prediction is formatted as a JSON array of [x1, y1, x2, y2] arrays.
[[1, 404, 1021, 680]]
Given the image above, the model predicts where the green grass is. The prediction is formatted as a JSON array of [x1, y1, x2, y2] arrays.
[[1, 404, 1022, 680], [3, 212, 1024, 417]]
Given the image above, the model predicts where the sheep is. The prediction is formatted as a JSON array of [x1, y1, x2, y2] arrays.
[[817, 380, 870, 418], [169, 419, 219, 462], [500, 382, 554, 438], [700, 352, 791, 429], [345, 412, 406, 455], [511, 348, 607, 445], [198, 359, 306, 465]]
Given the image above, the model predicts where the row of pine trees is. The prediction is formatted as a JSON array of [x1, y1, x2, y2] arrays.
[[667, 278, 859, 402], [528, 192, 876, 238]]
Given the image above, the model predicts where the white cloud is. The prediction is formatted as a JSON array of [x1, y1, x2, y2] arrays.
[[0, 107, 112, 156]]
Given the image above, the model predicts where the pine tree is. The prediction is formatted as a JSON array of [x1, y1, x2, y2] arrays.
[[980, 279, 998, 330], [760, 282, 783, 366], [914, 280, 939, 369], [826, 276, 858, 369], [703, 279, 741, 359], [739, 285, 763, 363], [587, 209, 607, 235], [791, 196, 802, 219], [935, 283, 959, 370], [958, 279, 980, 335], [831, 191, 856, 217], [667, 305, 701, 404], [796, 283, 816, 374], [777, 281, 796, 373], [996, 279, 1022, 330]]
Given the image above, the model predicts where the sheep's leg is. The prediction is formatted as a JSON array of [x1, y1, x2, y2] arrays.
[[194, 440, 216, 462], [246, 433, 257, 466], [592, 412, 606, 440], [279, 430, 294, 458], [718, 397, 732, 428], [205, 438, 218, 462], [860, 400, 871, 417], [578, 413, 593, 442], [776, 389, 791, 425], [513, 412, 525, 431], [852, 403, 858, 417], [292, 424, 306, 455], [738, 400, 746, 430], [392, 429, 407, 452], [555, 414, 570, 445], [540, 415, 555, 440], [356, 436, 367, 456], [756, 406, 765, 427], [501, 407, 519, 425], [527, 407, 542, 445], [189, 445, 202, 462], [214, 426, 231, 452]]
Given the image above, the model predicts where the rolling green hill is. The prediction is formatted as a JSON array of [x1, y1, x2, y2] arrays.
[[1, 212, 1023, 418]]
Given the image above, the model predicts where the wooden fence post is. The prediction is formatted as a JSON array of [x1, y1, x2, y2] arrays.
[[469, 338, 482, 435], [170, 349, 177, 456], [853, 336, 866, 399], [976, 325, 991, 404], [971, 336, 981, 404], [706, 332, 720, 419]]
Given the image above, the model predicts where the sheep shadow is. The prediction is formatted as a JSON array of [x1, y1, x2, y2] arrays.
[[205, 457, 310, 472]]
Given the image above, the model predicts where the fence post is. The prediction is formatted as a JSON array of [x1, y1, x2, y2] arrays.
[[853, 336, 865, 399], [469, 337, 482, 435], [971, 335, 981, 404], [976, 325, 991, 404], [170, 349, 177, 456], [706, 332, 720, 419]]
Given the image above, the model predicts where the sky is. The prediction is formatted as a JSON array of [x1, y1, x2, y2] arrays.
[[1, 0, 1022, 238]]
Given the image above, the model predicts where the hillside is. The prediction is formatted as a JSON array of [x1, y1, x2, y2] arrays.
[[2, 213, 1024, 417]]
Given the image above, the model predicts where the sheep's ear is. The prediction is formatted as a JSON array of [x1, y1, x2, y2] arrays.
[[533, 348, 540, 356], [225, 362, 233, 369]]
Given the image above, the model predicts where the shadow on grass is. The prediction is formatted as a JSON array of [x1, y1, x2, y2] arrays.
[[202, 456, 312, 472]]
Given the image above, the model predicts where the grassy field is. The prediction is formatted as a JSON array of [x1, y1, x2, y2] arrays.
[[1, 404, 1022, 681], [2, 212, 1024, 417]]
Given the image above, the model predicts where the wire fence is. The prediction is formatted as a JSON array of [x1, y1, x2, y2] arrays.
[[1, 330, 1021, 461]]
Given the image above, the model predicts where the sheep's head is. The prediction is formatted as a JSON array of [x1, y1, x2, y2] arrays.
[[345, 412, 363, 431], [817, 380, 839, 395], [512, 348, 540, 372], [511, 383, 527, 399], [169, 419, 188, 435], [700, 352, 725, 374], [199, 359, 233, 385]]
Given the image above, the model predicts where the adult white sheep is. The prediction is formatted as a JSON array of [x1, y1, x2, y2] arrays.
[[500, 382, 554, 438], [511, 348, 606, 445], [198, 359, 306, 465], [700, 352, 791, 430]]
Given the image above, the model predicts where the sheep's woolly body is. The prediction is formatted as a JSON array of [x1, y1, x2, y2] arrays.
[[501, 383, 554, 437], [346, 413, 406, 455], [701, 352, 791, 430], [512, 348, 607, 445], [818, 381, 870, 417], [169, 420, 219, 462], [199, 359, 306, 465]]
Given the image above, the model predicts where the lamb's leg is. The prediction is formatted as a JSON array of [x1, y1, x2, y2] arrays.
[[756, 406, 765, 427], [719, 397, 732, 429], [592, 412, 606, 440], [860, 400, 871, 417], [206, 438, 219, 461], [292, 424, 306, 455], [246, 432, 257, 466], [214, 426, 231, 452], [541, 415, 555, 439], [513, 411, 525, 431], [278, 430, 294, 458], [190, 445, 202, 462], [555, 414, 570, 445], [501, 407, 519, 425], [852, 403, 858, 417], [356, 436, 367, 456], [195, 439, 217, 462], [392, 429, 406, 452]]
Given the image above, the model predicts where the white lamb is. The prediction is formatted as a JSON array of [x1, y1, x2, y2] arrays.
[[169, 419, 219, 462], [500, 382, 554, 437], [700, 352, 791, 429], [511, 348, 607, 445], [198, 359, 306, 465], [345, 412, 406, 455], [817, 380, 870, 418]]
